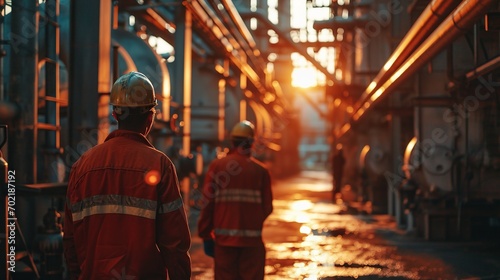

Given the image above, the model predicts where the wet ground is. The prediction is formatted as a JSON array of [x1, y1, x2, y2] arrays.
[[188, 170, 500, 280]]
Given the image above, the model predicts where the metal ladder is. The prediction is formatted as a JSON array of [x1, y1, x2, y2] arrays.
[[38, 0, 62, 183]]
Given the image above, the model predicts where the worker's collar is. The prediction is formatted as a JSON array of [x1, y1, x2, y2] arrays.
[[229, 147, 252, 157], [105, 129, 154, 148]]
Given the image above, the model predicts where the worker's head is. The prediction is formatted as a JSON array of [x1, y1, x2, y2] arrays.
[[230, 120, 255, 153], [110, 72, 158, 135]]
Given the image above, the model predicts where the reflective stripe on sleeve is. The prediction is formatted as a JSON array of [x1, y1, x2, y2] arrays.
[[158, 197, 184, 214], [69, 195, 157, 221], [214, 228, 262, 237], [215, 188, 262, 203]]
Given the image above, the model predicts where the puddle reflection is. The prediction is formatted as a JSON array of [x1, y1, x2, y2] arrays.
[[264, 197, 423, 280]]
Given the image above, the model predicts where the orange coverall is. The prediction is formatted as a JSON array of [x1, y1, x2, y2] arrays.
[[63, 130, 191, 279], [198, 149, 273, 279]]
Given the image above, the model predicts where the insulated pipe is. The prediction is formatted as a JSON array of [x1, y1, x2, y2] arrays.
[[219, 0, 257, 51], [350, 0, 495, 125], [187, 2, 287, 120], [187, 2, 267, 97], [201, 0, 273, 97], [354, 0, 462, 111], [206, 0, 266, 78], [217, 0, 263, 63]]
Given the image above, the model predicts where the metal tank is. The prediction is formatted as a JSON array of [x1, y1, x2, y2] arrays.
[[356, 121, 391, 214]]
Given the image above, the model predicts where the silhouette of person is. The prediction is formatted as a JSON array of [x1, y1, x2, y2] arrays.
[[332, 147, 346, 201]]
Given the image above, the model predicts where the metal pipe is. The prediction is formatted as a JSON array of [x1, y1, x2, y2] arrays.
[[187, 2, 267, 95], [0, 0, 4, 101], [220, 0, 257, 50], [354, 0, 462, 112], [240, 10, 341, 85], [182, 5, 192, 156], [350, 0, 495, 124], [207, 0, 265, 77], [216, 0, 270, 81], [112, 45, 119, 82], [173, 3, 192, 156], [465, 55, 500, 81]]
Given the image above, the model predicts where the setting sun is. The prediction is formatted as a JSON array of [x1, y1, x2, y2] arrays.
[[292, 67, 318, 88]]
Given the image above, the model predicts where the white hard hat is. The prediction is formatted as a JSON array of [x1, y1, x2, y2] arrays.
[[110, 72, 157, 110]]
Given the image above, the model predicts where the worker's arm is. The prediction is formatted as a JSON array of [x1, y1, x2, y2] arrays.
[[197, 163, 216, 241], [156, 159, 192, 280], [262, 170, 273, 220], [62, 171, 81, 280]]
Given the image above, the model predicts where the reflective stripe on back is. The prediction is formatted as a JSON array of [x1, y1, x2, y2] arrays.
[[70, 194, 158, 221], [72, 204, 156, 221], [214, 228, 262, 237], [215, 188, 262, 203]]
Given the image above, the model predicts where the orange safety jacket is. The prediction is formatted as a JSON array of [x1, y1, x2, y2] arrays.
[[198, 149, 273, 247], [63, 130, 191, 280]]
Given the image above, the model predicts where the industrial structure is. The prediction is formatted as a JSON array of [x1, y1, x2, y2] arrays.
[[1, 0, 500, 278]]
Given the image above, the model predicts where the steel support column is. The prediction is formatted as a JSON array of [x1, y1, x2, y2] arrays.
[[68, 0, 112, 163], [8, 0, 38, 184]]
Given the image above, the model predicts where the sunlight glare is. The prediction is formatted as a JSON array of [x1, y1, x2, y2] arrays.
[[290, 200, 314, 211], [300, 225, 312, 235], [292, 67, 317, 88]]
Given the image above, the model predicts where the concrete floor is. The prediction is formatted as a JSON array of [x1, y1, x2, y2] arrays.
[[188, 170, 500, 280]]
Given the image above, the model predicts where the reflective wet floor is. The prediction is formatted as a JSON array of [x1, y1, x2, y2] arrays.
[[189, 171, 500, 280]]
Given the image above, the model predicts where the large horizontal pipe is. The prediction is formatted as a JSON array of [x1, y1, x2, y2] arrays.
[[348, 0, 495, 127], [207, 0, 267, 78], [353, 0, 462, 112], [187, 2, 264, 90]]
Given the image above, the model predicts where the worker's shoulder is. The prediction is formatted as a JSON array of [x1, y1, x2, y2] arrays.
[[74, 137, 171, 167], [250, 157, 269, 170]]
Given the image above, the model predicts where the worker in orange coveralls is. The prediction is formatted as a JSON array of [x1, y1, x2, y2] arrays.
[[63, 72, 191, 279], [198, 120, 273, 280]]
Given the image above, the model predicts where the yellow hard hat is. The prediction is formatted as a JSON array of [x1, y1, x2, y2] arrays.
[[110, 71, 157, 109], [230, 121, 255, 139]]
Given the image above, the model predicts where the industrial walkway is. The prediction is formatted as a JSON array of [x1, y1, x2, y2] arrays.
[[188, 170, 500, 280]]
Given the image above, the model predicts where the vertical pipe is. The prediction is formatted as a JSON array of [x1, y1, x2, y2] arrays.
[[182, 8, 192, 156], [172, 4, 193, 212], [239, 73, 247, 123], [112, 45, 119, 82], [97, 1, 112, 144], [174, 4, 192, 156], [218, 78, 226, 142], [9, 0, 38, 184], [69, 0, 111, 167], [473, 23, 478, 67], [391, 94, 402, 224], [0, 0, 4, 101], [240, 99, 247, 121], [7, 0, 38, 264]]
